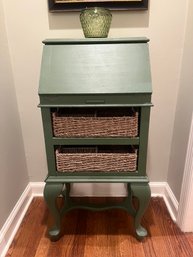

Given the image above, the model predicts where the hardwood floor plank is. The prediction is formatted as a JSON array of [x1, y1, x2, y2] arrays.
[[34, 237, 50, 257], [142, 198, 193, 257], [46, 209, 79, 257], [6, 198, 46, 257], [68, 210, 87, 257], [5, 197, 193, 257], [185, 233, 193, 253], [84, 211, 112, 257], [142, 199, 176, 257], [114, 210, 146, 257]]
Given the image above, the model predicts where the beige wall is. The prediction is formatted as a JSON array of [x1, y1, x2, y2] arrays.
[[1, 0, 189, 194], [0, 0, 29, 229], [168, 0, 193, 201]]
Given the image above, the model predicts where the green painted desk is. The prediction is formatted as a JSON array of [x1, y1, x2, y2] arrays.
[[38, 38, 152, 241]]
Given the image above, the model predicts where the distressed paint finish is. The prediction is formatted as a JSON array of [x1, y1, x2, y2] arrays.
[[39, 38, 152, 241]]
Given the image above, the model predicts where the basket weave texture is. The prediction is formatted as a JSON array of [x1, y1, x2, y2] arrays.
[[52, 112, 138, 138], [55, 148, 137, 172]]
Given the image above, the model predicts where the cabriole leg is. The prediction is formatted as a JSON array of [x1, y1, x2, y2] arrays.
[[44, 182, 64, 241], [130, 183, 151, 240]]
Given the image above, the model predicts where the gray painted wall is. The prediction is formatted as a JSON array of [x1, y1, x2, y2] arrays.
[[167, 0, 193, 201], [0, 0, 29, 229]]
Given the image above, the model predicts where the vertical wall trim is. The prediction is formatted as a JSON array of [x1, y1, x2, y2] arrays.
[[177, 112, 193, 232]]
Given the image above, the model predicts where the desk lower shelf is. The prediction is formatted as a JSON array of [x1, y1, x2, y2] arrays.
[[52, 137, 140, 145], [46, 175, 149, 183]]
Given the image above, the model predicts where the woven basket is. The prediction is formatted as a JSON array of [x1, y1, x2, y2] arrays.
[[55, 147, 137, 173], [52, 110, 138, 138]]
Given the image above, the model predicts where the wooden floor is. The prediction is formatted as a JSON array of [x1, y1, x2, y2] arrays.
[[6, 197, 193, 257]]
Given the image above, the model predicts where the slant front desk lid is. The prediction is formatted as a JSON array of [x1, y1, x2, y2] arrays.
[[39, 38, 152, 95]]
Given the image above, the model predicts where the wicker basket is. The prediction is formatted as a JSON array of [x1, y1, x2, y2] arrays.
[[52, 109, 138, 138], [55, 147, 137, 172]]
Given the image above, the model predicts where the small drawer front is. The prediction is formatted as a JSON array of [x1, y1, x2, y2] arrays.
[[39, 93, 152, 106], [55, 146, 137, 173], [52, 107, 139, 138]]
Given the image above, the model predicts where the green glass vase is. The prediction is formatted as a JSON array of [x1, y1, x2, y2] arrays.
[[80, 7, 112, 38]]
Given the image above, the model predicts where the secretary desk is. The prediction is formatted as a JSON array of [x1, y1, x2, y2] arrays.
[[38, 37, 152, 241]]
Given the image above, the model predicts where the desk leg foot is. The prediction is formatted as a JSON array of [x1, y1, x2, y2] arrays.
[[44, 182, 64, 241], [130, 183, 151, 240]]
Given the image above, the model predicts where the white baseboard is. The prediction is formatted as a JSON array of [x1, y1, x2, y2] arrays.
[[163, 183, 179, 221], [30, 182, 45, 196], [149, 182, 167, 196], [150, 182, 178, 221], [0, 181, 178, 257], [0, 184, 33, 257], [30, 182, 169, 198]]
